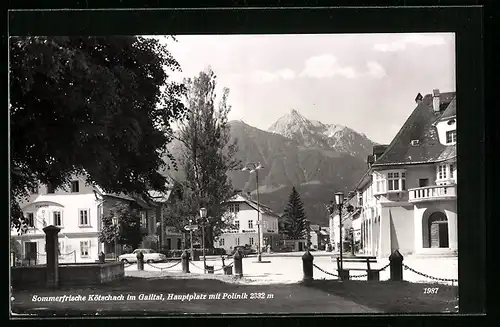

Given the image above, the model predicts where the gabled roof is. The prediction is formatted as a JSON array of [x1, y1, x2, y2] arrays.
[[226, 194, 281, 218], [372, 92, 456, 166]]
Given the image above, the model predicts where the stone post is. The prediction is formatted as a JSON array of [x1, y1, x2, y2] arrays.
[[181, 250, 190, 273], [137, 251, 144, 271], [233, 249, 243, 278], [302, 250, 314, 282], [43, 225, 61, 288], [98, 252, 106, 264], [389, 249, 404, 281]]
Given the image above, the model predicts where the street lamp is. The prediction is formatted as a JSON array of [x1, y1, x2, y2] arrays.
[[334, 192, 345, 270], [199, 207, 208, 273], [112, 216, 119, 261], [242, 162, 264, 262]]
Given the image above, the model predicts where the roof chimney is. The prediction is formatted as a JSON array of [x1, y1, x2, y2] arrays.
[[432, 89, 440, 112], [415, 93, 423, 104], [246, 192, 251, 198]]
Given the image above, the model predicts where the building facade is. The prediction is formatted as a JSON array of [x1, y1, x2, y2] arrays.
[[355, 90, 457, 258], [217, 194, 280, 252], [11, 176, 176, 263]]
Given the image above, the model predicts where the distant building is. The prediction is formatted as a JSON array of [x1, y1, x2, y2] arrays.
[[11, 176, 177, 263], [353, 90, 457, 258], [217, 193, 280, 252]]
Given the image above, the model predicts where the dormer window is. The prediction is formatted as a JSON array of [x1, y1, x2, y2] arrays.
[[410, 139, 420, 146], [446, 130, 457, 144], [447, 119, 456, 125]]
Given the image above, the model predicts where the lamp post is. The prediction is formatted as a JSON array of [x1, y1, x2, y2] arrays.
[[242, 162, 264, 262], [334, 192, 344, 270], [112, 216, 118, 261], [189, 219, 194, 258], [199, 207, 208, 273]]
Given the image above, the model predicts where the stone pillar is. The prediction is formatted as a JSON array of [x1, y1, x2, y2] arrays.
[[302, 250, 314, 282], [233, 249, 243, 278], [43, 225, 61, 289], [136, 252, 144, 271], [99, 252, 105, 264], [181, 250, 190, 273], [389, 249, 404, 281]]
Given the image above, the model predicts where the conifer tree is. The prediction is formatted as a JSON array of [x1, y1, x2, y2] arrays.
[[283, 187, 308, 239]]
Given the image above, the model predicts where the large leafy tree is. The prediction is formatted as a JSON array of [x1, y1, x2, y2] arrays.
[[10, 36, 187, 229], [97, 202, 144, 250], [283, 187, 308, 239], [176, 68, 241, 248]]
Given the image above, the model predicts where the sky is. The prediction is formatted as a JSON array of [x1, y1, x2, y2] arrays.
[[156, 33, 455, 144]]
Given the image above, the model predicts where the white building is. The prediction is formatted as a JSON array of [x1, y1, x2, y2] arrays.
[[11, 176, 176, 263], [355, 90, 457, 258], [217, 194, 280, 252]]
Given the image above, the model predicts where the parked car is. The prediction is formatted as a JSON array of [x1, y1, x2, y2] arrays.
[[229, 245, 257, 257], [118, 249, 166, 263]]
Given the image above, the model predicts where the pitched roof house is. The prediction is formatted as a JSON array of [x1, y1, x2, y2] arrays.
[[351, 89, 458, 258]]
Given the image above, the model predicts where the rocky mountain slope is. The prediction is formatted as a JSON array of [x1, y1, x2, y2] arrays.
[[164, 111, 375, 225]]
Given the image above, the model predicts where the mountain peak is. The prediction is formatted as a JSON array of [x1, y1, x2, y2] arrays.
[[267, 109, 375, 157]]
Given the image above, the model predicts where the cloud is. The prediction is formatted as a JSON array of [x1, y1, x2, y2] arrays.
[[366, 61, 387, 78], [300, 54, 358, 79], [250, 68, 297, 83], [373, 34, 447, 52]]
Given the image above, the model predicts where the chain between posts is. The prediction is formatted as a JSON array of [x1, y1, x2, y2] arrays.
[[313, 262, 392, 279], [145, 261, 182, 271], [403, 264, 458, 283]]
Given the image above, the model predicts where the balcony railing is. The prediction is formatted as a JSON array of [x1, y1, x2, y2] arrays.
[[408, 184, 457, 203]]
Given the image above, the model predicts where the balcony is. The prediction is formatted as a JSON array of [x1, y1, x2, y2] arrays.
[[408, 184, 457, 203]]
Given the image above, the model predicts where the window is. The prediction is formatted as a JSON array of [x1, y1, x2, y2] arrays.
[[450, 164, 455, 180], [387, 172, 399, 191], [219, 238, 225, 246], [446, 130, 457, 143], [71, 180, 80, 193], [438, 165, 447, 180], [53, 211, 62, 227], [386, 171, 406, 191], [248, 220, 253, 229], [79, 209, 90, 226], [47, 183, 55, 194], [80, 240, 90, 257], [234, 220, 240, 230], [228, 204, 240, 213], [249, 237, 254, 245], [419, 178, 429, 187], [235, 237, 240, 246], [25, 212, 35, 227], [140, 212, 147, 228]]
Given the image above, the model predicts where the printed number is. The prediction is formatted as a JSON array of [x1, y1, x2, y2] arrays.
[[250, 292, 266, 299], [423, 287, 439, 294]]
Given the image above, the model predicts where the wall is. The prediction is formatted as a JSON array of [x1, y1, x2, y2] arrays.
[[11, 263, 124, 290], [405, 164, 438, 189], [380, 205, 415, 257]]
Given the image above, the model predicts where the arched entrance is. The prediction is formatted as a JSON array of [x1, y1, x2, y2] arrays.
[[424, 212, 449, 248]]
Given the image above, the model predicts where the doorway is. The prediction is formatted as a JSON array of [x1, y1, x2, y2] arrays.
[[298, 242, 303, 251], [427, 212, 449, 248]]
